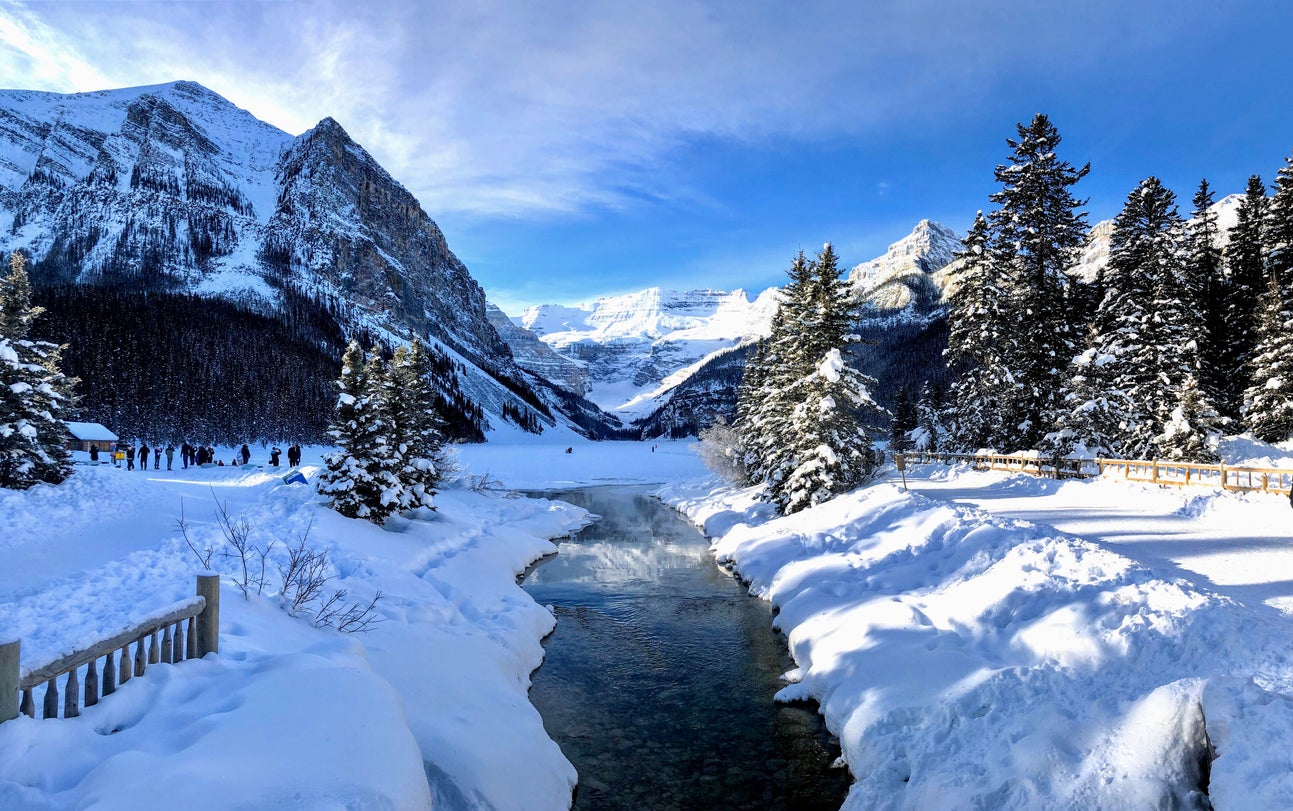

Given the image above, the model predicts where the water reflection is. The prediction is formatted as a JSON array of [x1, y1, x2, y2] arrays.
[[524, 487, 849, 811]]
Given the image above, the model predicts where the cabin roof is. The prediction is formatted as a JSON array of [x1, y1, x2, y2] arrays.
[[64, 422, 119, 442]]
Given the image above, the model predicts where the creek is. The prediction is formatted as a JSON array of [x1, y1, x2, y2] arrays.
[[522, 486, 850, 811]]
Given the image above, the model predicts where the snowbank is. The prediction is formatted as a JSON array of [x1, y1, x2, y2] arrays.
[[1, 456, 592, 810], [660, 467, 1293, 809]]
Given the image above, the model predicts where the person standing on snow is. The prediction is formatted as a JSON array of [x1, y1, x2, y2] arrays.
[[165, 443, 175, 470], [240, 443, 251, 466], [269, 446, 282, 467], [287, 444, 301, 467], [138, 442, 150, 471]]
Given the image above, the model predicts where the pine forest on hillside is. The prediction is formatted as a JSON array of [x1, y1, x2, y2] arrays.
[[28, 285, 488, 447]]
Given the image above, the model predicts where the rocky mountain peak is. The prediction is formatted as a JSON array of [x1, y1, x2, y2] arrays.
[[0, 80, 614, 439], [848, 219, 963, 312]]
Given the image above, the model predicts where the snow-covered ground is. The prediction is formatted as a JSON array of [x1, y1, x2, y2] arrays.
[[9, 433, 1293, 810], [659, 446, 1293, 810], [0, 439, 706, 810]]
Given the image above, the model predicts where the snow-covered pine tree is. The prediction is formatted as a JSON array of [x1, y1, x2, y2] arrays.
[[1145, 185, 1213, 458], [888, 386, 917, 452], [1219, 175, 1268, 421], [0, 251, 74, 488], [1244, 153, 1293, 444], [1071, 178, 1207, 458], [770, 244, 884, 514], [1185, 179, 1229, 411], [318, 343, 405, 522], [914, 382, 946, 452], [1267, 151, 1293, 291], [945, 211, 1009, 449], [1242, 274, 1293, 443], [739, 251, 815, 490], [1159, 376, 1222, 462], [988, 114, 1089, 452], [777, 347, 882, 515], [388, 338, 446, 509]]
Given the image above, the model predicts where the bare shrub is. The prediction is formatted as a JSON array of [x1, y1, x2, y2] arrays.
[[174, 496, 382, 633], [463, 471, 520, 498], [695, 417, 750, 485], [212, 494, 274, 597], [174, 498, 214, 569]]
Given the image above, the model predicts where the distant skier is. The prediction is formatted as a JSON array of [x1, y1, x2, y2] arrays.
[[240, 443, 251, 466]]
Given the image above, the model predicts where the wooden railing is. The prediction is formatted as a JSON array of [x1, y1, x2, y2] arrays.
[[1, 574, 220, 724], [898, 451, 1293, 495]]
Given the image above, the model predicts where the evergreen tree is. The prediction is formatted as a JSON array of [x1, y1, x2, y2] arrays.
[[739, 251, 815, 489], [945, 211, 1009, 449], [0, 251, 74, 488], [888, 386, 917, 452], [988, 114, 1089, 451], [778, 347, 882, 515], [1243, 274, 1293, 443], [1185, 179, 1229, 409], [759, 244, 884, 514], [1219, 175, 1268, 420], [1158, 376, 1222, 462], [318, 343, 405, 523], [914, 382, 946, 452], [1267, 151, 1293, 290], [1066, 178, 1209, 458], [389, 338, 447, 509]]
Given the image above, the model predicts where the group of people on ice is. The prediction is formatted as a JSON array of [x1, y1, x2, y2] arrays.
[[94, 441, 303, 470]]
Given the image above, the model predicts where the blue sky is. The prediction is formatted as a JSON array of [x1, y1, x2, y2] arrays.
[[1, 1, 1291, 315]]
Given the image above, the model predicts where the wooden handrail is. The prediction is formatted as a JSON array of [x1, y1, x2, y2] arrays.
[[901, 451, 1293, 494], [18, 597, 204, 688], [3, 574, 220, 724]]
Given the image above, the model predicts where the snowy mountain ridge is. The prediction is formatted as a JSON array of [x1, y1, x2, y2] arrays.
[[0, 80, 608, 438], [507, 286, 780, 419]]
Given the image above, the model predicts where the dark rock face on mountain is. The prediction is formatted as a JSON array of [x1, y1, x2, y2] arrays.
[[486, 303, 590, 395], [1, 81, 508, 370], [0, 80, 617, 439], [263, 117, 510, 368]]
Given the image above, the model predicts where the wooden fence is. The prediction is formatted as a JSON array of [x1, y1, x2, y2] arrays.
[[898, 451, 1293, 495], [1, 574, 219, 725]]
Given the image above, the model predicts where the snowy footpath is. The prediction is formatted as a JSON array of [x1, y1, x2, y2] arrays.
[[659, 453, 1293, 810], [0, 437, 706, 810]]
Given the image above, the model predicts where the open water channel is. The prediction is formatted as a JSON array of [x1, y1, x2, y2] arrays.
[[522, 487, 850, 810]]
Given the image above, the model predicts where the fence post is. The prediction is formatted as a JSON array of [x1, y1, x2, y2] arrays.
[[196, 574, 220, 657], [1, 639, 17, 724]]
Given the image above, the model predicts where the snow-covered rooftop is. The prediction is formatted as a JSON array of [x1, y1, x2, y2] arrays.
[[63, 421, 118, 441]]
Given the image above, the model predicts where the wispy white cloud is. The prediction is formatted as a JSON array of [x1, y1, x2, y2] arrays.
[[0, 0, 1219, 221]]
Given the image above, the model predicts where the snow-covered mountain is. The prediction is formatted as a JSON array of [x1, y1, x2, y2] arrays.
[[0, 80, 610, 438], [508, 287, 780, 419], [1068, 193, 1244, 284], [848, 219, 962, 311]]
